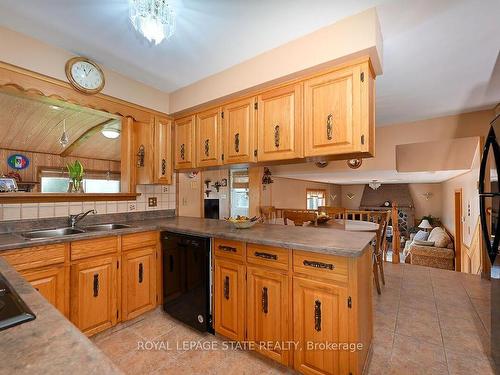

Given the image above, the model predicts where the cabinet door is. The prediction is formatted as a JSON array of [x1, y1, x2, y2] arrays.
[[22, 266, 67, 316], [304, 65, 362, 157], [70, 255, 118, 336], [293, 277, 349, 375], [214, 258, 245, 341], [247, 266, 289, 365], [222, 98, 256, 164], [174, 116, 196, 169], [196, 108, 222, 167], [257, 83, 303, 161], [154, 117, 172, 184], [122, 246, 157, 321], [134, 119, 155, 184]]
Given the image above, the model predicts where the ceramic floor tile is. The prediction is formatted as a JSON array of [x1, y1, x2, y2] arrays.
[[445, 349, 496, 375]]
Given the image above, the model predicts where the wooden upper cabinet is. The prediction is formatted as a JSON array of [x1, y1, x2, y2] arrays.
[[134, 119, 155, 184], [195, 108, 222, 167], [257, 83, 303, 162], [174, 116, 196, 169], [222, 98, 256, 164], [153, 117, 172, 184], [304, 63, 373, 158]]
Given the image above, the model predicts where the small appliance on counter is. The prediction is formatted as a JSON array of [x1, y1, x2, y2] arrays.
[[0, 272, 36, 331], [162, 231, 213, 333]]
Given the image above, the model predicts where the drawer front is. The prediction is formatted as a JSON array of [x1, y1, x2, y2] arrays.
[[293, 250, 348, 283], [2, 244, 66, 271], [71, 237, 118, 261], [247, 243, 290, 271], [214, 238, 245, 261], [122, 231, 158, 252]]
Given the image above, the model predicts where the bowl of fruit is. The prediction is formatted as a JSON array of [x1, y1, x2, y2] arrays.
[[224, 216, 260, 229], [316, 212, 332, 224]]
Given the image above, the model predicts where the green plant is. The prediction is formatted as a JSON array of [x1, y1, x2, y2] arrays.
[[67, 160, 84, 192]]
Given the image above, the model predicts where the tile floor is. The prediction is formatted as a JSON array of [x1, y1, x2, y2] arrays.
[[92, 263, 495, 375]]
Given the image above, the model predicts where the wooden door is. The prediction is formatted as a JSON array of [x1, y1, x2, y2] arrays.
[[257, 83, 303, 161], [304, 65, 361, 157], [214, 258, 245, 341], [154, 116, 172, 184], [122, 246, 157, 321], [70, 255, 118, 336], [247, 266, 289, 365], [22, 266, 67, 316], [174, 116, 196, 169], [134, 119, 155, 184], [293, 277, 349, 375], [196, 108, 222, 167], [222, 98, 256, 164]]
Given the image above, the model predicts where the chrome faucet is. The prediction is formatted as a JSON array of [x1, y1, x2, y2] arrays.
[[69, 209, 97, 228]]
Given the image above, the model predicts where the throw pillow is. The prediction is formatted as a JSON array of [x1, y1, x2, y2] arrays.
[[414, 239, 435, 246], [428, 227, 451, 248], [414, 230, 430, 242]]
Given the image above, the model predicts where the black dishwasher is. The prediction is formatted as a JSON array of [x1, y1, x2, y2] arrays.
[[162, 231, 213, 333]]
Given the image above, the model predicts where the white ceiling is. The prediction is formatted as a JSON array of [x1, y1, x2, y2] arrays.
[[0, 0, 498, 125]]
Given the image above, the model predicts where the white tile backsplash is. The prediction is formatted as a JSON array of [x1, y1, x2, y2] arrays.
[[21, 204, 38, 220]]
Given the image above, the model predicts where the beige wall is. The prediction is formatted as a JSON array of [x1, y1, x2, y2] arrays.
[[177, 172, 202, 218], [340, 185, 365, 209], [0, 26, 170, 113], [201, 169, 230, 219], [408, 183, 443, 219], [169, 8, 382, 113]]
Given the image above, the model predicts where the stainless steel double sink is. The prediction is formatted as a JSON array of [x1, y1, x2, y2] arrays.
[[21, 223, 132, 240]]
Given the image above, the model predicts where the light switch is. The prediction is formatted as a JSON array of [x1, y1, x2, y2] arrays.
[[148, 197, 158, 207]]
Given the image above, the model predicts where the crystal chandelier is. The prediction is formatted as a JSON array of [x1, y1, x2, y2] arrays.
[[129, 0, 175, 45], [368, 180, 381, 190]]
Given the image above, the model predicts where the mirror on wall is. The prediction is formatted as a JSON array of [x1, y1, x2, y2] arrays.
[[0, 89, 122, 194]]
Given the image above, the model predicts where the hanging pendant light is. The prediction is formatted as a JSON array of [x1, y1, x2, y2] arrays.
[[59, 119, 69, 148]]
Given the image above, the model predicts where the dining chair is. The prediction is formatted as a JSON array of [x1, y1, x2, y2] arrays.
[[373, 211, 390, 294], [283, 210, 318, 226], [259, 206, 277, 223]]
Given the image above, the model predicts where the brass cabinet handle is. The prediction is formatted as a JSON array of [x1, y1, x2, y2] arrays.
[[234, 133, 240, 153], [262, 287, 268, 314], [180, 144, 185, 160], [327, 114, 333, 141], [204, 139, 210, 157], [224, 276, 230, 300], [219, 245, 237, 253], [274, 125, 280, 148], [303, 260, 335, 270], [254, 251, 278, 261], [138, 263, 144, 284], [93, 273, 99, 297], [314, 300, 322, 331], [161, 159, 166, 175]]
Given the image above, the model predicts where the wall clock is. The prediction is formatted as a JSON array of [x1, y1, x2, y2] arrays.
[[65, 57, 105, 94]]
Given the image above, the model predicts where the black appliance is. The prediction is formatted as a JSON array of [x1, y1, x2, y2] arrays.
[[0, 272, 36, 331], [478, 113, 500, 372], [204, 199, 220, 219], [162, 231, 213, 333]]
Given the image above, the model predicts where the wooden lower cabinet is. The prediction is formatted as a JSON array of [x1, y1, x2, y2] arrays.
[[122, 246, 157, 321], [70, 255, 118, 336], [214, 258, 245, 341], [293, 277, 349, 375], [246, 266, 289, 365]]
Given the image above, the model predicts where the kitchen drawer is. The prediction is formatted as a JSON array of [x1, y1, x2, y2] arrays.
[[247, 243, 290, 271], [292, 250, 348, 283], [122, 231, 158, 251], [2, 244, 66, 271], [71, 237, 118, 261], [214, 238, 245, 261]]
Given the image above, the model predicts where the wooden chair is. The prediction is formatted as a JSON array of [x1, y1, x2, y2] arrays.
[[259, 206, 276, 223], [283, 210, 318, 226], [373, 211, 390, 294]]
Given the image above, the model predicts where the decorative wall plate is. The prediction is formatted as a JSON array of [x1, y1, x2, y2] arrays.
[[7, 154, 30, 170]]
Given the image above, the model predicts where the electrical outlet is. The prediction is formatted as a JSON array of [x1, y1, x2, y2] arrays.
[[162, 186, 169, 193], [182, 197, 188, 206], [129, 203, 136, 211], [148, 197, 158, 207]]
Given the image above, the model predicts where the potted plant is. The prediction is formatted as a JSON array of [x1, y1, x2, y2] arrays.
[[67, 160, 85, 193]]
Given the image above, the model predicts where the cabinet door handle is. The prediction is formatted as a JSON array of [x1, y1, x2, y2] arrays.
[[169, 255, 174, 272], [204, 139, 210, 157], [262, 287, 268, 314], [161, 159, 166, 175], [314, 300, 322, 331], [326, 113, 333, 141], [93, 273, 99, 298], [223, 276, 230, 300], [234, 133, 240, 153], [180, 144, 185, 160], [254, 251, 278, 261], [218, 245, 237, 253], [303, 260, 335, 270], [138, 263, 144, 284], [274, 125, 280, 148]]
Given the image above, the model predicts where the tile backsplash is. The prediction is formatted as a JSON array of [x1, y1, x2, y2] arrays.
[[0, 182, 176, 221]]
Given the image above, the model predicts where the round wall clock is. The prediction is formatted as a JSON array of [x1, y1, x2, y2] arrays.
[[65, 57, 105, 94]]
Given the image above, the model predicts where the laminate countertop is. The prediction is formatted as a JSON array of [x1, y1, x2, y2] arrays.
[[0, 216, 375, 257], [0, 257, 123, 375]]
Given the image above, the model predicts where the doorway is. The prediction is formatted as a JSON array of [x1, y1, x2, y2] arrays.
[[454, 189, 463, 272]]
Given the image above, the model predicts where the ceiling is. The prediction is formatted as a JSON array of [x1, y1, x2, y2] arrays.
[[0, 91, 121, 161], [0, 0, 498, 126]]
